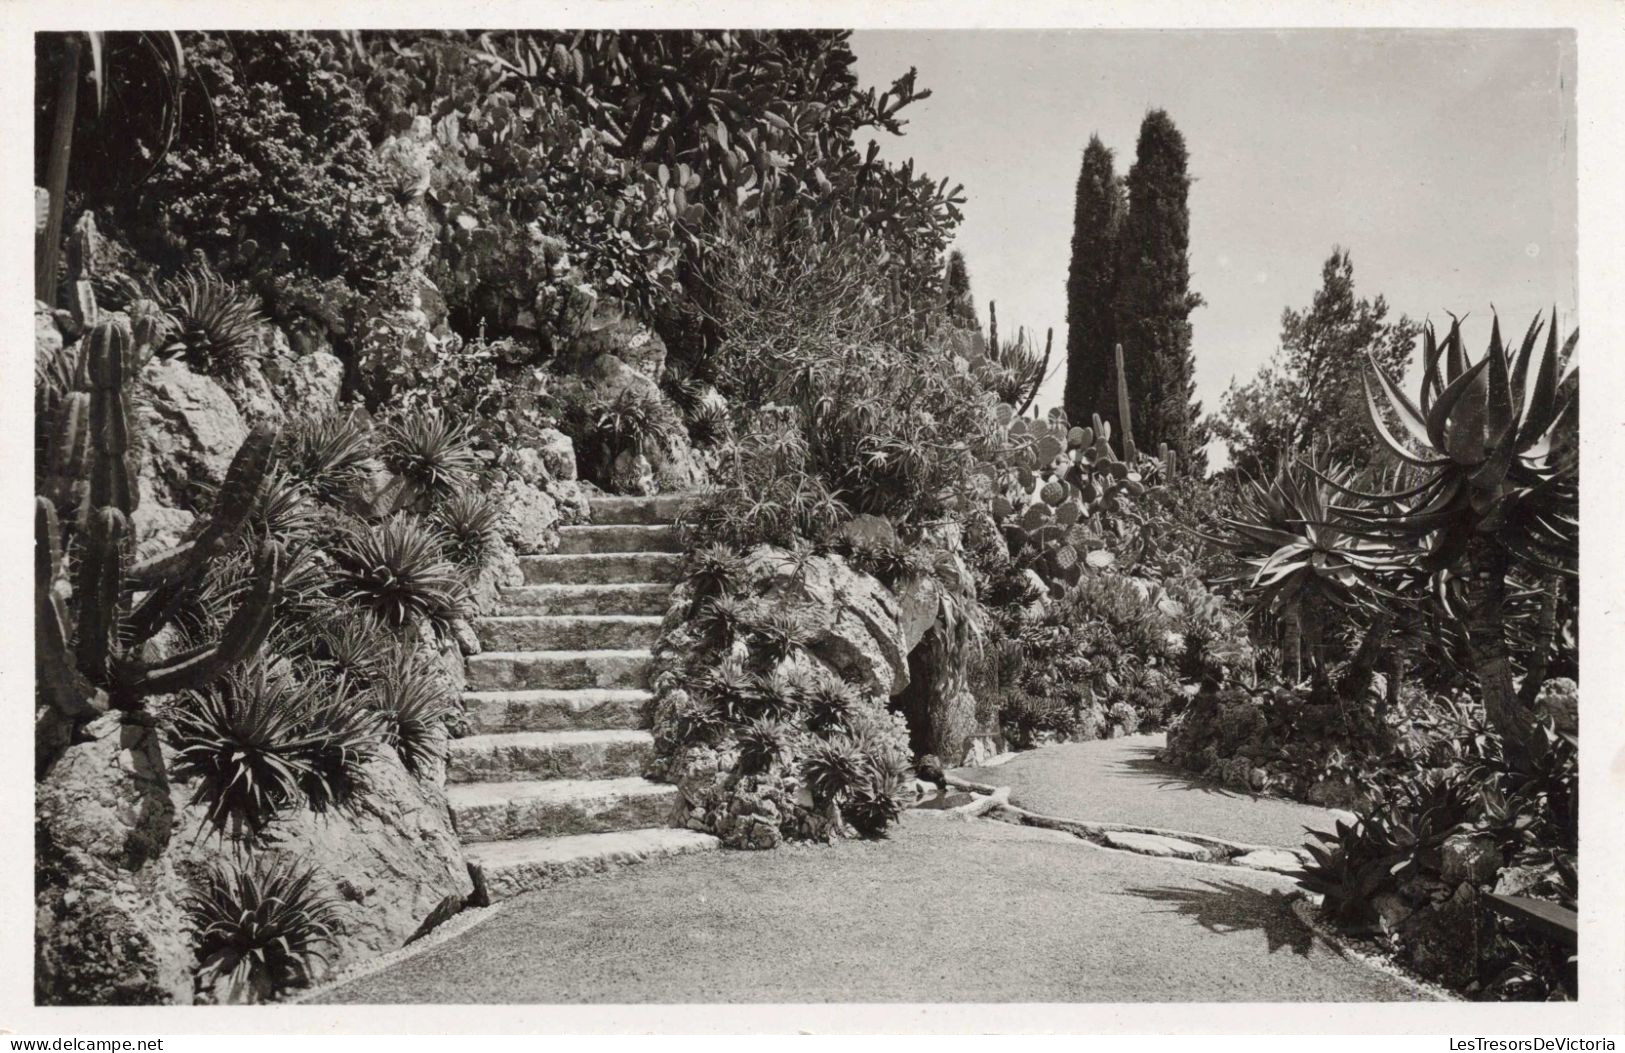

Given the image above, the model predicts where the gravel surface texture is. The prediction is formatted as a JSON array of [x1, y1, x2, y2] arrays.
[[959, 733, 1344, 849], [315, 813, 1423, 1004]]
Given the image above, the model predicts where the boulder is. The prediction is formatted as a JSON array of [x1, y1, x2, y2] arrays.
[[496, 478, 561, 555], [893, 573, 941, 655], [584, 352, 662, 404], [36, 704, 474, 1005], [535, 428, 578, 482], [610, 449, 656, 496], [649, 433, 708, 492], [35, 713, 197, 1006], [257, 752, 472, 971], [746, 548, 909, 698], [221, 366, 286, 431], [1440, 832, 1502, 887], [137, 357, 249, 508], [566, 302, 667, 380]]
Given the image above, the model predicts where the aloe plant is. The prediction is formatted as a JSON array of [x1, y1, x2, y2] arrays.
[[1348, 311, 1577, 760], [1211, 454, 1394, 683]]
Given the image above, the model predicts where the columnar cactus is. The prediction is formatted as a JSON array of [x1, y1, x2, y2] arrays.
[[36, 315, 287, 723]]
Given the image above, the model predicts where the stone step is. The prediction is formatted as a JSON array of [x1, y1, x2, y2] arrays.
[[449, 776, 680, 843], [588, 493, 699, 525], [465, 650, 652, 692], [448, 729, 655, 784], [497, 583, 673, 617], [467, 828, 721, 903], [557, 524, 681, 555], [520, 552, 683, 586], [475, 614, 663, 652], [462, 689, 651, 734]]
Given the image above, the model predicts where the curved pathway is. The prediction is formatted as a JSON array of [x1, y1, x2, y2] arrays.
[[959, 733, 1345, 849], [313, 811, 1425, 1003]]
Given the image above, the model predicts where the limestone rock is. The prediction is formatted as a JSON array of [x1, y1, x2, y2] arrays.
[[1534, 677, 1578, 736], [567, 302, 667, 380], [35, 713, 196, 1006], [1440, 832, 1502, 887], [257, 751, 473, 971], [1232, 849, 1303, 874], [893, 573, 941, 655], [610, 449, 655, 496], [1101, 830, 1214, 861], [220, 365, 286, 431], [496, 479, 561, 555], [535, 428, 578, 482], [745, 547, 909, 697], [138, 357, 249, 507], [585, 352, 661, 404], [283, 350, 345, 418]]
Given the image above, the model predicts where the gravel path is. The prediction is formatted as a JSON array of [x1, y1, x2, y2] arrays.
[[314, 814, 1423, 1004], [958, 733, 1344, 849]]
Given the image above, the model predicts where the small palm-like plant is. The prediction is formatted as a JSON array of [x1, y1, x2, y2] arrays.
[[666, 693, 726, 748], [736, 718, 794, 775], [329, 515, 469, 636], [691, 593, 754, 652], [695, 659, 759, 723], [746, 604, 816, 666], [804, 677, 861, 735], [591, 388, 678, 461], [379, 408, 480, 503], [169, 660, 380, 838], [186, 856, 342, 1003], [1348, 312, 1577, 760], [844, 751, 912, 838], [801, 735, 869, 808], [282, 413, 376, 507], [430, 488, 504, 570], [370, 646, 452, 777], [753, 667, 806, 722], [684, 544, 747, 612], [159, 265, 265, 379]]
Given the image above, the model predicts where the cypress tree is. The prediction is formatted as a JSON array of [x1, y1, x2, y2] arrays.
[[1063, 136, 1124, 428], [943, 249, 978, 328], [1112, 110, 1204, 460]]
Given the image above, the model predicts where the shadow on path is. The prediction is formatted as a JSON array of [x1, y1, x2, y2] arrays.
[[1117, 879, 1323, 958], [1112, 744, 1247, 798]]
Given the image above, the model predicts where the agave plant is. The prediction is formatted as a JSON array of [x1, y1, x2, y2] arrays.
[[735, 718, 794, 775], [1212, 454, 1396, 683], [158, 265, 265, 380], [281, 412, 376, 508], [801, 735, 869, 808], [1346, 311, 1577, 759], [430, 488, 504, 570], [328, 515, 469, 637], [185, 856, 342, 1003], [378, 408, 480, 506], [369, 646, 452, 777], [684, 544, 747, 613], [843, 751, 913, 837]]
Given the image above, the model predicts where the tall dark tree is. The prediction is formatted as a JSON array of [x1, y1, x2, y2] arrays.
[[1112, 110, 1204, 461], [1211, 248, 1418, 480], [943, 249, 978, 328], [1064, 135, 1125, 428]]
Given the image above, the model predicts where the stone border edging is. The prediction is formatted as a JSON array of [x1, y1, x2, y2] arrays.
[[943, 774, 1309, 870], [286, 899, 509, 1005]]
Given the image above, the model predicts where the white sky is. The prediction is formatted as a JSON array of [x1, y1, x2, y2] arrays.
[[851, 29, 1578, 418]]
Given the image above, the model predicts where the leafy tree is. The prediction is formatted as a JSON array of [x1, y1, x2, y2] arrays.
[[943, 249, 977, 328], [1064, 135, 1125, 429], [1213, 248, 1419, 479], [1112, 110, 1204, 463]]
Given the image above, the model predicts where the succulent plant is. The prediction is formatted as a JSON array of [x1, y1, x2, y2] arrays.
[[1343, 311, 1577, 762], [158, 265, 265, 380], [36, 319, 286, 731], [973, 344, 1174, 592], [328, 515, 469, 636], [735, 718, 794, 775], [185, 856, 342, 1003]]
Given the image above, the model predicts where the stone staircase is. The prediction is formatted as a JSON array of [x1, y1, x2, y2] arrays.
[[450, 493, 719, 902]]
